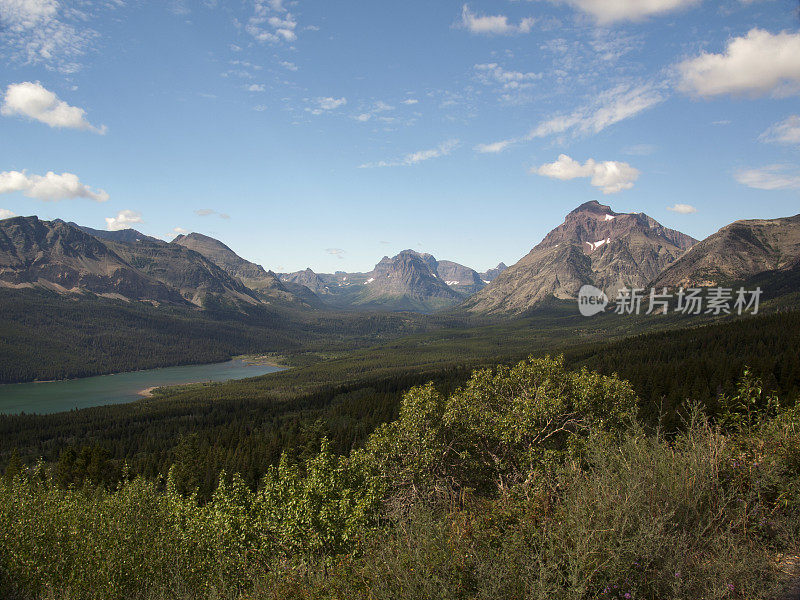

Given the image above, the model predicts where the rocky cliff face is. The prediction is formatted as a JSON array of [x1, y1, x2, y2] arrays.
[[70, 223, 163, 245], [363, 250, 462, 306], [280, 268, 332, 296], [172, 233, 270, 281], [480, 263, 507, 283], [172, 232, 316, 306], [0, 216, 187, 304], [0, 217, 270, 307], [463, 201, 697, 315], [652, 214, 800, 288], [107, 238, 261, 306], [433, 260, 485, 295]]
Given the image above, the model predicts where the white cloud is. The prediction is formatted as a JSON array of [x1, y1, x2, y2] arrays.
[[1, 81, 106, 132], [246, 83, 265, 92], [623, 144, 657, 156], [280, 60, 298, 71], [326, 247, 345, 259], [667, 203, 698, 214], [0, 170, 109, 202], [735, 164, 800, 190], [0, 0, 58, 26], [402, 98, 419, 105], [0, 208, 15, 219], [246, 0, 298, 44], [760, 115, 800, 145], [459, 4, 535, 35], [531, 83, 663, 137], [547, 0, 701, 24], [0, 0, 97, 70], [353, 100, 396, 122], [475, 140, 514, 154], [474, 63, 542, 91], [169, 0, 190, 16], [172, 226, 189, 235], [105, 210, 142, 231], [308, 96, 347, 115], [360, 140, 460, 168], [318, 97, 346, 110], [194, 208, 230, 219], [678, 29, 800, 98], [478, 82, 663, 151], [533, 154, 640, 194]]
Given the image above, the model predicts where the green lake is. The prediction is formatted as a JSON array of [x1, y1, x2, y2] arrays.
[[0, 360, 283, 415]]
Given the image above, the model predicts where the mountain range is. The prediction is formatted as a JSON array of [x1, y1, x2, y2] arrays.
[[1, 202, 798, 316], [280, 251, 505, 311]]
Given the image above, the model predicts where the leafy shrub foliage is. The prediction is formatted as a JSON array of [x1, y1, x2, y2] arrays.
[[0, 358, 798, 599], [362, 356, 637, 506]]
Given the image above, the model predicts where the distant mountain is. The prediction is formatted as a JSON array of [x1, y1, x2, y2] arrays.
[[358, 250, 463, 310], [97, 237, 261, 307], [652, 214, 800, 289], [0, 216, 186, 304], [480, 262, 507, 283], [280, 268, 332, 296], [433, 259, 485, 295], [69, 222, 163, 245], [172, 233, 317, 306], [172, 233, 271, 280], [281, 251, 491, 312], [464, 201, 697, 315]]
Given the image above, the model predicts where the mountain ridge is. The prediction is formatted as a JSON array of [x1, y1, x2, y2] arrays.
[[652, 213, 800, 289], [463, 201, 697, 315]]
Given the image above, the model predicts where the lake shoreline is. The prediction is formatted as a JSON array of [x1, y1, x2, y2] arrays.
[[138, 381, 204, 398], [0, 360, 286, 416], [6, 355, 288, 386]]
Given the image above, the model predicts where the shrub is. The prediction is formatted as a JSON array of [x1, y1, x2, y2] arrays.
[[362, 356, 638, 506]]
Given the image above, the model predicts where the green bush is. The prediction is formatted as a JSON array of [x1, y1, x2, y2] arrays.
[[361, 355, 638, 506], [0, 358, 798, 600]]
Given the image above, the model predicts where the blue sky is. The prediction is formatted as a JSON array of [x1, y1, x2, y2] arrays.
[[1, 0, 799, 273]]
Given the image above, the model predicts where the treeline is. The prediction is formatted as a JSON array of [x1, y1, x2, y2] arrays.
[[0, 289, 457, 383], [567, 309, 800, 428], [1, 311, 798, 500]]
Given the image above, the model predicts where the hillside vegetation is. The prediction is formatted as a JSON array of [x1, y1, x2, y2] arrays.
[[1, 310, 798, 501], [1, 357, 798, 599]]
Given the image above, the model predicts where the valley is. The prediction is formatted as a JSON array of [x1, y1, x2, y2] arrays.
[[1, 202, 799, 600], [4, 3, 800, 597]]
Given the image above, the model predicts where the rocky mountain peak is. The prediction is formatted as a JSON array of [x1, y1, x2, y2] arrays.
[[538, 203, 695, 256], [365, 250, 461, 303], [463, 201, 698, 315], [567, 200, 617, 217]]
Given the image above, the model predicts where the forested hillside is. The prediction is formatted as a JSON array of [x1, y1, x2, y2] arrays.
[[1, 356, 798, 600], [2, 310, 798, 499], [0, 289, 456, 383]]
